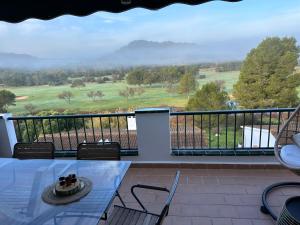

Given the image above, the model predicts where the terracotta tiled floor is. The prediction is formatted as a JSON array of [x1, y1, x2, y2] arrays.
[[104, 167, 300, 225]]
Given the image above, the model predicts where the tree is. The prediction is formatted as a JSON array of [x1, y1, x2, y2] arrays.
[[87, 91, 104, 101], [161, 66, 182, 89], [24, 103, 36, 114], [58, 91, 74, 104], [178, 73, 198, 99], [96, 78, 105, 84], [70, 79, 86, 88], [135, 87, 145, 95], [233, 37, 300, 108], [187, 82, 229, 111], [126, 69, 145, 86], [119, 87, 135, 102], [0, 90, 16, 113], [187, 82, 230, 127]]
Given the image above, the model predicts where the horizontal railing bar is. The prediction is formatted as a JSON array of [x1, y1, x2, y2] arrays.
[[172, 147, 275, 150], [170, 108, 295, 115], [172, 150, 274, 156], [6, 108, 294, 120], [7, 112, 135, 120], [54, 149, 138, 157]]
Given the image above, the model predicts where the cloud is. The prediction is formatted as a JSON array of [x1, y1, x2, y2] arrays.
[[117, 5, 300, 44], [93, 12, 132, 23], [0, 23, 8, 33], [16, 20, 44, 33], [104, 19, 114, 24], [0, 1, 299, 60]]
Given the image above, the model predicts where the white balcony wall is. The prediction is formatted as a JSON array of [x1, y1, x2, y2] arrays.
[[0, 114, 17, 157]]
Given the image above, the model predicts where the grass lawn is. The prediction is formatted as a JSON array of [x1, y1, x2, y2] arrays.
[[209, 128, 242, 149], [6, 70, 240, 115], [7, 81, 187, 115], [198, 69, 240, 93]]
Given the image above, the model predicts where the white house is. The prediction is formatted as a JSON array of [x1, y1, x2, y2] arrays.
[[241, 126, 276, 148]]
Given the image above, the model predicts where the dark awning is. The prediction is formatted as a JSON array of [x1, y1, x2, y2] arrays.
[[0, 0, 241, 23]]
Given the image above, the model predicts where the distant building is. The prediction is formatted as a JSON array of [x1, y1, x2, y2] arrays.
[[240, 126, 276, 148], [127, 116, 136, 130]]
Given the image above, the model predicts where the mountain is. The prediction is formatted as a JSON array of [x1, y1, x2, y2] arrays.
[[0, 40, 249, 69], [0, 53, 39, 68], [98, 40, 248, 67], [0, 52, 81, 69], [99, 40, 206, 67]]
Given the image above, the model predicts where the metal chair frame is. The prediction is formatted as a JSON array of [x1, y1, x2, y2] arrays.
[[261, 105, 300, 220], [105, 171, 180, 225]]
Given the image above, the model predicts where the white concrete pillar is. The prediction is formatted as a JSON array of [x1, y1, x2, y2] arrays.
[[0, 113, 17, 157], [135, 108, 171, 161]]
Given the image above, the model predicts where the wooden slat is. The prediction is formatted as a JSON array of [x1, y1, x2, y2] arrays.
[[77, 142, 120, 160], [13, 142, 55, 159], [106, 207, 122, 225], [134, 211, 147, 225], [142, 215, 152, 225], [148, 216, 158, 225], [105, 207, 159, 225], [114, 207, 131, 225], [129, 210, 143, 225], [122, 209, 135, 225]]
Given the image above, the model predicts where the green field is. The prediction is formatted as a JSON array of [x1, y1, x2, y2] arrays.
[[6, 70, 240, 115]]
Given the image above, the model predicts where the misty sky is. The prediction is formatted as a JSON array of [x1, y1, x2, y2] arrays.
[[0, 0, 299, 60]]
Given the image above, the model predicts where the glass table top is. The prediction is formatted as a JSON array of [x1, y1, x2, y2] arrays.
[[0, 158, 131, 225]]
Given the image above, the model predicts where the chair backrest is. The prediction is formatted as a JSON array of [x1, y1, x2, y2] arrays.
[[276, 106, 300, 146], [77, 142, 121, 160], [275, 105, 300, 171], [13, 142, 55, 159], [156, 171, 180, 225]]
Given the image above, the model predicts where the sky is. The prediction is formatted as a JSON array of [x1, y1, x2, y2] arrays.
[[0, 0, 299, 60]]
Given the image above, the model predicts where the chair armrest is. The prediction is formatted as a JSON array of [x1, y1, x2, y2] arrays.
[[131, 184, 169, 212]]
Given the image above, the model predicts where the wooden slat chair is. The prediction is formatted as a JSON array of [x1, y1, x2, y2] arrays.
[[77, 142, 121, 161], [77, 142, 125, 220], [261, 105, 300, 221], [104, 171, 180, 225], [13, 142, 55, 159]]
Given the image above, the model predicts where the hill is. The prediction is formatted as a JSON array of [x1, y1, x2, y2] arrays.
[[0, 52, 39, 68], [100, 40, 208, 66]]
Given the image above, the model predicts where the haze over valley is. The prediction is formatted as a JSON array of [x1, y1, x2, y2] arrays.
[[0, 39, 254, 69]]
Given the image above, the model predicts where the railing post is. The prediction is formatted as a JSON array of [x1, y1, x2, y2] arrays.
[[135, 108, 171, 161], [0, 113, 17, 157]]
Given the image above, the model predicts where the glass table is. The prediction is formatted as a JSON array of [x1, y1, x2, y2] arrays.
[[0, 158, 131, 225]]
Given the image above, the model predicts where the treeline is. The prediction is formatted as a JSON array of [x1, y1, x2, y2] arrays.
[[0, 68, 127, 87], [215, 61, 242, 72], [125, 62, 242, 86], [126, 65, 199, 86], [0, 61, 242, 87]]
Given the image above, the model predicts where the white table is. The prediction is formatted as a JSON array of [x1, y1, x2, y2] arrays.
[[0, 158, 131, 225]]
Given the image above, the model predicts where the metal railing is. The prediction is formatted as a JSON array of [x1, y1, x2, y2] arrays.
[[7, 108, 296, 157], [8, 113, 137, 157], [170, 108, 295, 156]]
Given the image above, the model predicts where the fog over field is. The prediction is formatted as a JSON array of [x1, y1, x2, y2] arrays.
[[0, 0, 299, 69], [0, 39, 258, 69]]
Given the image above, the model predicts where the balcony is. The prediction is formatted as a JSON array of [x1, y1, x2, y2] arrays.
[[0, 107, 298, 225], [0, 107, 294, 162]]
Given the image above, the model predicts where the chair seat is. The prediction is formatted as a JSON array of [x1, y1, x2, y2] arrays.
[[105, 206, 159, 225], [280, 145, 300, 167]]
